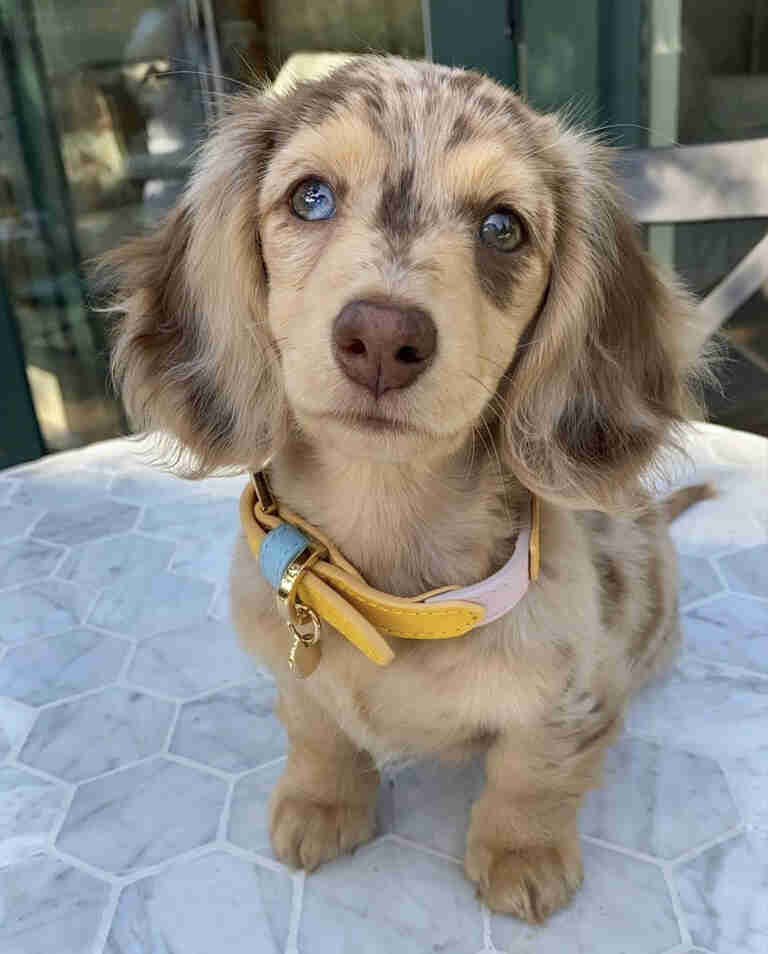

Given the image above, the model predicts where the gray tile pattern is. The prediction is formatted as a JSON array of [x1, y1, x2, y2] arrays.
[[386, 757, 484, 858], [0, 538, 64, 587], [492, 842, 681, 954], [717, 543, 768, 597], [19, 687, 174, 782], [0, 579, 95, 644], [675, 832, 768, 954], [88, 569, 214, 638], [0, 766, 67, 863], [581, 737, 739, 858], [300, 839, 484, 954], [0, 502, 44, 540], [105, 852, 293, 954], [678, 553, 724, 607], [0, 855, 110, 954], [0, 628, 128, 705], [127, 620, 261, 698], [0, 423, 765, 953], [58, 758, 227, 875], [683, 594, 768, 673], [170, 681, 286, 773], [58, 534, 175, 589], [0, 697, 35, 760], [228, 761, 286, 858], [32, 497, 140, 546]]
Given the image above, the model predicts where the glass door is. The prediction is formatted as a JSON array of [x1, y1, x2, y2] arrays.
[[1, 0, 430, 467], [523, 0, 768, 437], [0, 0, 218, 463]]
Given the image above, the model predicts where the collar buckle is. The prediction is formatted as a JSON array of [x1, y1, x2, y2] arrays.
[[251, 471, 277, 515]]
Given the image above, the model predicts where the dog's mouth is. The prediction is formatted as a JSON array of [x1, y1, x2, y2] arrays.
[[313, 409, 423, 435]]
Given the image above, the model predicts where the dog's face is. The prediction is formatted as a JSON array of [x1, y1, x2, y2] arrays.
[[106, 57, 700, 508], [257, 72, 552, 460]]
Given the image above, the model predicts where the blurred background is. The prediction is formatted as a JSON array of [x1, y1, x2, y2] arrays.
[[1, 0, 767, 468]]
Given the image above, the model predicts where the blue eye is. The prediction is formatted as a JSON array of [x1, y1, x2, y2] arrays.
[[290, 178, 336, 221], [479, 209, 524, 251]]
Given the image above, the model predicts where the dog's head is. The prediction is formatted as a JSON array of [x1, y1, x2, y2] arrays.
[[105, 56, 700, 509]]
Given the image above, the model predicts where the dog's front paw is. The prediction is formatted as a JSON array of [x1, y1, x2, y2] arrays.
[[465, 835, 583, 923], [270, 792, 376, 871]]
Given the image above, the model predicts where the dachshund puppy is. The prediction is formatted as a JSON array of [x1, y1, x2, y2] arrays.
[[104, 56, 705, 922]]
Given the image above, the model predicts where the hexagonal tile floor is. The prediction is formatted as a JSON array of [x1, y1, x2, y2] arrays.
[[0, 422, 766, 954]]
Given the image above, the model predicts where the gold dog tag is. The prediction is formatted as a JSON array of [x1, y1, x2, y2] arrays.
[[286, 606, 322, 678], [289, 635, 322, 678]]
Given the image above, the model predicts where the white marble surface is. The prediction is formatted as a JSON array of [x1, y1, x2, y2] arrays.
[[683, 595, 768, 673], [0, 856, 110, 954], [88, 568, 214, 638], [678, 554, 725, 608], [0, 538, 64, 588], [32, 498, 140, 546], [140, 495, 240, 586], [0, 629, 128, 705], [19, 687, 174, 782], [170, 680, 286, 772], [0, 502, 45, 539], [492, 842, 681, 954], [0, 766, 67, 864], [385, 757, 484, 858], [0, 579, 96, 643], [228, 761, 286, 858], [675, 832, 768, 954], [126, 620, 261, 698], [717, 544, 768, 598], [0, 697, 36, 761], [581, 737, 740, 859], [300, 839, 484, 954], [59, 534, 175, 589], [0, 422, 766, 954], [57, 758, 227, 875], [626, 657, 768, 759], [105, 851, 293, 954]]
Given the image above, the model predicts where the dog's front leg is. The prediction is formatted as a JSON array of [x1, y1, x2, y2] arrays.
[[465, 712, 619, 922], [269, 684, 379, 871]]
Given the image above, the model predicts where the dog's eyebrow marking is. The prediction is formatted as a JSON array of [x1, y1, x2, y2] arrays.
[[447, 114, 475, 150], [447, 71, 485, 95], [473, 94, 502, 119], [271, 65, 372, 147], [376, 164, 426, 249]]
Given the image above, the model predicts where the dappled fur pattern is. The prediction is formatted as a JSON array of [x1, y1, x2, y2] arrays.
[[104, 57, 708, 922]]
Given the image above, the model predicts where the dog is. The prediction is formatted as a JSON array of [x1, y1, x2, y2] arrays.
[[103, 55, 709, 923]]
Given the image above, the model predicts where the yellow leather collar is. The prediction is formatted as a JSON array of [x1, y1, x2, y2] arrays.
[[240, 474, 539, 666], [240, 475, 540, 667]]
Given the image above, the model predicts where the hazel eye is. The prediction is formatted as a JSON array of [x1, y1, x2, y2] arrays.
[[290, 178, 336, 221], [479, 209, 524, 252]]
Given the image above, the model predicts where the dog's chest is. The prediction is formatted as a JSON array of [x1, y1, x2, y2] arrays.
[[306, 625, 546, 764]]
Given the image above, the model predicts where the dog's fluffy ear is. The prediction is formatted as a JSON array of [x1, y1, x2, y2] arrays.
[[502, 125, 703, 510], [101, 98, 285, 476]]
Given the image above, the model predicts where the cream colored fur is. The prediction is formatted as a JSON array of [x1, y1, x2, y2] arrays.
[[104, 56, 707, 923]]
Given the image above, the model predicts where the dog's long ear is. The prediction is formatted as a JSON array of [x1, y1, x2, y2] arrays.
[[502, 126, 704, 510], [101, 97, 286, 476]]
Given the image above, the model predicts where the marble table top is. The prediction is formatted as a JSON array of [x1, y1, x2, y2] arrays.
[[0, 422, 766, 954]]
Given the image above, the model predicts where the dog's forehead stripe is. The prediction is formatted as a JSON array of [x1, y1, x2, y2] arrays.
[[263, 61, 553, 305], [376, 164, 428, 246]]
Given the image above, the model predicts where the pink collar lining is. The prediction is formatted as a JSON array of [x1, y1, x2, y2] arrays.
[[425, 502, 535, 624]]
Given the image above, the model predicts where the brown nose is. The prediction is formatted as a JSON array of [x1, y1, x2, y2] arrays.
[[332, 299, 437, 398]]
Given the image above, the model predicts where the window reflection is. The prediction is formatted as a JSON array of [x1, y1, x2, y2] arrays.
[[1, 0, 424, 454]]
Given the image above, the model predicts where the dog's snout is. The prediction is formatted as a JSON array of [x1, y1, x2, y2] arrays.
[[332, 299, 437, 398]]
